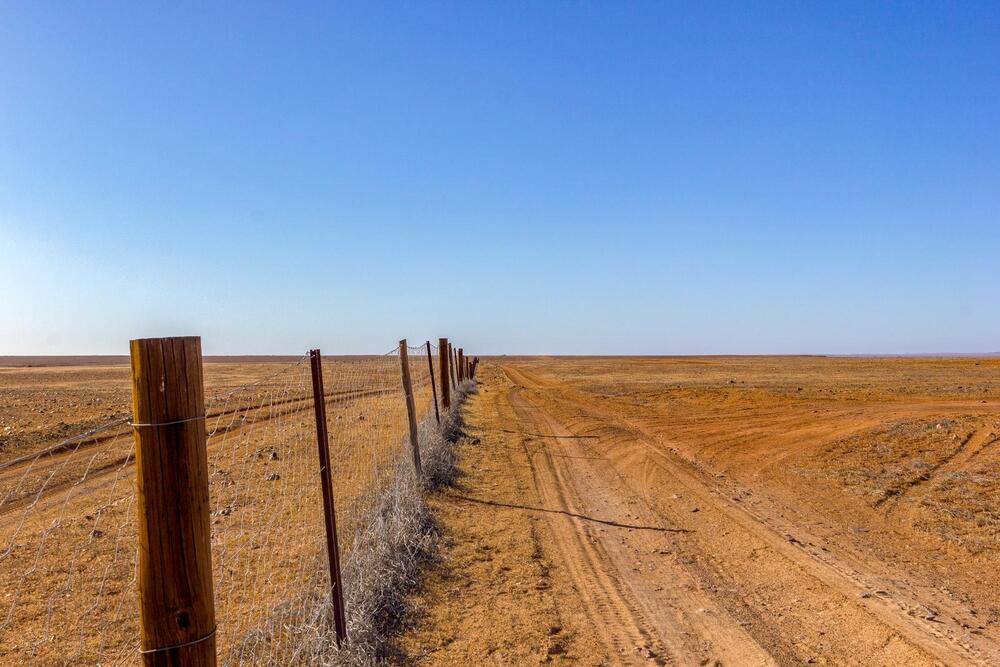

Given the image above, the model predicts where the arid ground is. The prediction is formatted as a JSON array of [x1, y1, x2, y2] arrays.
[[3, 356, 999, 665], [402, 356, 1000, 666], [0, 355, 436, 665]]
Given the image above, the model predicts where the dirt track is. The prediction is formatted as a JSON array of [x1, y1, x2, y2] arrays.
[[3, 356, 998, 665], [404, 358, 1000, 665]]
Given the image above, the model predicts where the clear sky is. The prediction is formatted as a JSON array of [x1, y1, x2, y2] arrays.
[[1, 2, 997, 355]]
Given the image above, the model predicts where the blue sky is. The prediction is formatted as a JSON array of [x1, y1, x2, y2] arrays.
[[1, 2, 997, 355]]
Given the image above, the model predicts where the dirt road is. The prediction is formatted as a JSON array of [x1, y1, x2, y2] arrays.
[[404, 359, 1000, 665]]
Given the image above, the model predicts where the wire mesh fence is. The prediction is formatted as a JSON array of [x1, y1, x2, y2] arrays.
[[0, 417, 139, 664], [0, 339, 478, 666]]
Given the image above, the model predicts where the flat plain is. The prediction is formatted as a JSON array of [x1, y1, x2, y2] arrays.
[[402, 356, 1000, 666], [0, 355, 435, 665], [3, 355, 1000, 665]]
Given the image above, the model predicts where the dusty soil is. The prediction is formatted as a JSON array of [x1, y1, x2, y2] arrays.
[[0, 354, 438, 665], [402, 357, 1000, 666], [0, 360, 311, 464]]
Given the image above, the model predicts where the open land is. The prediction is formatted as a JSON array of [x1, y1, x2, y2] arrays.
[[0, 356, 435, 665], [3, 355, 999, 665], [402, 356, 1000, 666]]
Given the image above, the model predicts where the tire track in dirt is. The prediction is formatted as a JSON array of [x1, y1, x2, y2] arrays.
[[507, 372, 778, 666], [508, 387, 669, 664], [503, 364, 979, 666], [879, 424, 999, 511]]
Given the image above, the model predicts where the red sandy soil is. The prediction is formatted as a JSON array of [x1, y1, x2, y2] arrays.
[[402, 356, 1000, 666]]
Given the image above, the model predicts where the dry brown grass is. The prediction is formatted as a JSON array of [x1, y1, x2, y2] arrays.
[[0, 351, 463, 665]]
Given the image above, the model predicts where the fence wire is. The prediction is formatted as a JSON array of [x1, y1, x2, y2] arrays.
[[0, 417, 139, 665], [0, 342, 457, 666]]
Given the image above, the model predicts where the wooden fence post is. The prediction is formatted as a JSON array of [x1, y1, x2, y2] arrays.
[[457, 348, 465, 383], [398, 340, 422, 476], [309, 350, 348, 646], [439, 337, 451, 409], [425, 341, 440, 424], [129, 336, 216, 667]]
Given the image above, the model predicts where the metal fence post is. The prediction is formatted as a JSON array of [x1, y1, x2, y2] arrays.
[[450, 344, 458, 387], [309, 349, 348, 646], [439, 337, 451, 409], [425, 341, 440, 424]]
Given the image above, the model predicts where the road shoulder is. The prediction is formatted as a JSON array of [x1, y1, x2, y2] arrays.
[[398, 365, 603, 664]]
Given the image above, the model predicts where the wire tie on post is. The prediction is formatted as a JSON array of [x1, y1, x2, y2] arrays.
[[138, 627, 216, 654], [129, 415, 207, 428]]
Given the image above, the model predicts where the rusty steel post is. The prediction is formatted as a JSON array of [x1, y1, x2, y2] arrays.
[[309, 349, 347, 646], [450, 344, 458, 387], [425, 340, 440, 424], [439, 337, 451, 409]]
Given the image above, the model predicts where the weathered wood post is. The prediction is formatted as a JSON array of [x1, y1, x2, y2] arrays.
[[398, 340, 422, 476], [439, 337, 451, 409], [129, 336, 216, 667], [425, 340, 440, 424], [309, 349, 348, 646], [457, 348, 465, 383]]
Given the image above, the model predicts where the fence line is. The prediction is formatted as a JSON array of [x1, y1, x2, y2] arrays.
[[0, 336, 479, 665]]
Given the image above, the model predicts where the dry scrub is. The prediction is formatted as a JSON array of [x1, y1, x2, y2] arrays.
[[335, 380, 475, 665], [237, 380, 476, 666]]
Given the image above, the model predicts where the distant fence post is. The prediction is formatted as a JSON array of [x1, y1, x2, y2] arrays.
[[439, 337, 451, 409], [398, 340, 422, 476], [308, 349, 348, 647], [450, 344, 458, 387], [457, 348, 465, 383], [425, 341, 440, 424], [129, 336, 217, 667]]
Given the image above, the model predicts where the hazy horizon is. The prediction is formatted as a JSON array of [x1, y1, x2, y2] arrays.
[[3, 3, 997, 355], [2, 351, 999, 364]]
